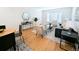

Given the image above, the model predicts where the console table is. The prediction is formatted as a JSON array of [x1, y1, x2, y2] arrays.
[[21, 21, 33, 30], [0, 28, 16, 51], [60, 31, 79, 51]]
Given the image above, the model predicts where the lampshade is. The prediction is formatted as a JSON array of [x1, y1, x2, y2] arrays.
[[34, 17, 38, 22]]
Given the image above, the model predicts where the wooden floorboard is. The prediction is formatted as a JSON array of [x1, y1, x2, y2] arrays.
[[22, 28, 65, 51]]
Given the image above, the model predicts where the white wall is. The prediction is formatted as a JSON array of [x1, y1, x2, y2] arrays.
[[0, 7, 22, 31], [0, 7, 60, 31], [0, 7, 43, 31], [1, 7, 78, 32]]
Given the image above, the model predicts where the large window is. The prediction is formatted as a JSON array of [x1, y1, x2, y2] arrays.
[[46, 13, 62, 23]]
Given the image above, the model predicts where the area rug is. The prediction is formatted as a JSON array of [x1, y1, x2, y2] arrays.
[[7, 37, 32, 51]]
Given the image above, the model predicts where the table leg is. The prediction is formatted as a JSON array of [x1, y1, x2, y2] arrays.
[[60, 38, 62, 48], [60, 35, 63, 48]]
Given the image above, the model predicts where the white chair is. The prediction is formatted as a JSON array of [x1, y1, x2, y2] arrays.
[[35, 24, 47, 39]]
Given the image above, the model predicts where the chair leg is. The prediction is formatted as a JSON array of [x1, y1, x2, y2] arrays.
[[33, 33, 36, 40], [20, 36, 25, 43], [40, 35, 43, 39], [36, 33, 43, 40], [22, 36, 25, 43]]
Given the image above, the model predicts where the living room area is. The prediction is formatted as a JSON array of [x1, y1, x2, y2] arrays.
[[0, 7, 79, 51]]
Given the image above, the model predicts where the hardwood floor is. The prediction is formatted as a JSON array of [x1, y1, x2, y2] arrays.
[[22, 28, 67, 51], [22, 28, 64, 51]]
